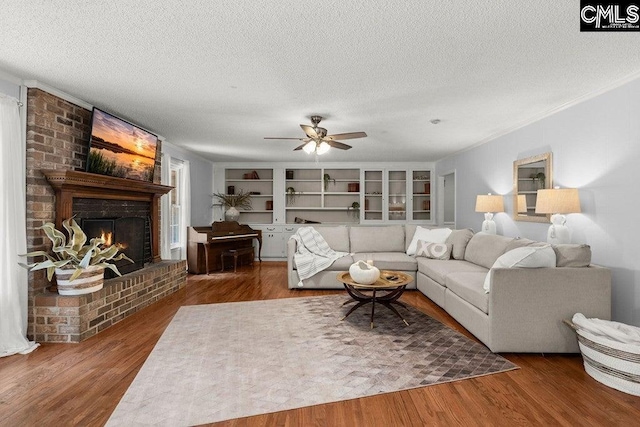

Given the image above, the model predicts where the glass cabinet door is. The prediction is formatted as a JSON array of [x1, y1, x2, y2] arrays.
[[363, 170, 383, 221], [411, 170, 431, 221], [387, 170, 406, 221]]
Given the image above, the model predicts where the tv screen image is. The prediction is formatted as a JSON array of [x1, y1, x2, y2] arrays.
[[87, 108, 158, 182]]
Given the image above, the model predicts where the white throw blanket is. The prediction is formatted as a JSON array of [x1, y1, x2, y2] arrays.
[[573, 313, 640, 346], [290, 227, 349, 287]]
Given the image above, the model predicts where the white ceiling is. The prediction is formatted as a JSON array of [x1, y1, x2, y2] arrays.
[[2, 1, 640, 163]]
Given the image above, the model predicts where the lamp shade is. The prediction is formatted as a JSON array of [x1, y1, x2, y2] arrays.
[[516, 194, 528, 213], [317, 141, 331, 155], [475, 194, 504, 213], [535, 188, 581, 214], [302, 141, 316, 154]]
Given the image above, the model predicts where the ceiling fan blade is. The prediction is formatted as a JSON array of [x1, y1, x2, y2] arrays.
[[325, 140, 352, 150], [264, 137, 306, 140], [300, 124, 318, 139], [325, 131, 367, 141], [293, 139, 314, 150]]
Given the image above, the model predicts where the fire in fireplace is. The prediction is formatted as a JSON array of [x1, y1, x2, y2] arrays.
[[81, 217, 151, 277]]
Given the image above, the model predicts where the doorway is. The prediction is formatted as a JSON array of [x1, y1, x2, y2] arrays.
[[437, 171, 456, 227]]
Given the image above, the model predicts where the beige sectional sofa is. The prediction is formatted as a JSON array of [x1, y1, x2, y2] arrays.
[[288, 225, 421, 290], [287, 225, 612, 353]]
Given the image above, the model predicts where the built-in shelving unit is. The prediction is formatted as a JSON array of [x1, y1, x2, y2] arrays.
[[224, 168, 274, 224], [218, 164, 433, 227], [285, 168, 360, 224], [215, 163, 434, 259]]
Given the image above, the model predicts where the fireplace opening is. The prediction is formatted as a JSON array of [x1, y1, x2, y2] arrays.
[[81, 217, 151, 278]]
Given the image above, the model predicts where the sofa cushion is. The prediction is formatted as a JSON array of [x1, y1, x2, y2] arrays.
[[406, 226, 452, 255], [417, 258, 488, 286], [415, 241, 452, 260], [353, 252, 418, 271], [464, 233, 514, 269], [350, 226, 405, 253], [312, 226, 350, 252], [553, 244, 591, 267], [445, 228, 474, 260], [405, 224, 418, 251], [294, 254, 354, 271], [483, 245, 556, 293], [446, 272, 489, 314]]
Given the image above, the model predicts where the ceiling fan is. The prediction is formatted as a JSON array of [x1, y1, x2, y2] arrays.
[[265, 115, 367, 155]]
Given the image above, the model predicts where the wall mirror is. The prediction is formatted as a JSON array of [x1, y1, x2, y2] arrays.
[[513, 152, 553, 222]]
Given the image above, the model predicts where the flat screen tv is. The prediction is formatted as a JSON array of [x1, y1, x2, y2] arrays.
[[87, 108, 158, 182]]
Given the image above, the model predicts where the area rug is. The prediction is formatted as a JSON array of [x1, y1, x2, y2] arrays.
[[107, 295, 517, 426]]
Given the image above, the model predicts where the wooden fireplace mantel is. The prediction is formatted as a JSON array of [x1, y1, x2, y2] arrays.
[[42, 170, 173, 262]]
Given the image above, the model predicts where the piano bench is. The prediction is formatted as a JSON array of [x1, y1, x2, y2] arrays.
[[221, 247, 255, 273]]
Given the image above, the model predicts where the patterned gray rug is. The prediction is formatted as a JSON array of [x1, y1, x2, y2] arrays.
[[107, 295, 517, 426]]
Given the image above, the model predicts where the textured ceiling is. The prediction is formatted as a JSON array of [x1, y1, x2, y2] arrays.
[[2, 1, 640, 163]]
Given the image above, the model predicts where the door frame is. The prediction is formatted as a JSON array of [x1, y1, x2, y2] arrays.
[[437, 169, 456, 227]]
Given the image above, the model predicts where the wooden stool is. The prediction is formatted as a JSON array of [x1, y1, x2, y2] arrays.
[[221, 247, 254, 272]]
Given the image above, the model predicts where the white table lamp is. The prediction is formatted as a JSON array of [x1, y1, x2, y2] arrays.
[[535, 188, 581, 244], [475, 193, 504, 234]]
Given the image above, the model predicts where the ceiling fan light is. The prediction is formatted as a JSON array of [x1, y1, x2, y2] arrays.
[[317, 141, 331, 155], [302, 141, 316, 154]]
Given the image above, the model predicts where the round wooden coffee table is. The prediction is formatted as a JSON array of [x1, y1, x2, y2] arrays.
[[337, 270, 413, 329]]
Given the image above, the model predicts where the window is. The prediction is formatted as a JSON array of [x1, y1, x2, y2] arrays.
[[169, 161, 184, 249]]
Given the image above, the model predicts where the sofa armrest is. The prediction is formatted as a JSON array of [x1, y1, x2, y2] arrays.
[[488, 266, 611, 353]]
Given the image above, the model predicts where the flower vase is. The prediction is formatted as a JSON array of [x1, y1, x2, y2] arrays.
[[225, 206, 240, 222]]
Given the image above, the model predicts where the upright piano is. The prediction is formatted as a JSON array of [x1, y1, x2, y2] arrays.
[[187, 221, 262, 274]]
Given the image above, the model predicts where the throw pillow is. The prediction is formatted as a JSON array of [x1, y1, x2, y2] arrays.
[[445, 228, 474, 260], [483, 245, 556, 293], [553, 244, 592, 267], [415, 240, 452, 259], [406, 226, 452, 256]]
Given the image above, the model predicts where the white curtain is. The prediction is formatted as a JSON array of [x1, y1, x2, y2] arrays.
[[160, 152, 172, 260], [0, 95, 38, 357], [181, 161, 191, 260]]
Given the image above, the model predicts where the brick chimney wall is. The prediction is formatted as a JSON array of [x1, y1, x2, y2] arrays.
[[24, 88, 163, 340], [25, 89, 92, 337]]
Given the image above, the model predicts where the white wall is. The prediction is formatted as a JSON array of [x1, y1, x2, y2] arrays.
[[162, 141, 215, 226], [443, 173, 455, 224], [436, 77, 640, 326], [0, 79, 20, 98]]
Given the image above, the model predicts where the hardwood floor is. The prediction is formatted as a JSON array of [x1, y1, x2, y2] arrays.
[[2, 261, 639, 426]]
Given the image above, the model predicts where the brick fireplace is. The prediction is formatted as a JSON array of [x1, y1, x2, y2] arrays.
[[26, 88, 187, 343]]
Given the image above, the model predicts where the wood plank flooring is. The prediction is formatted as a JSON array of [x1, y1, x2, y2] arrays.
[[1, 262, 639, 426]]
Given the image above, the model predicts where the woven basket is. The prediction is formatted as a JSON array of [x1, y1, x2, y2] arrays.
[[55, 265, 104, 296], [565, 319, 640, 396]]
